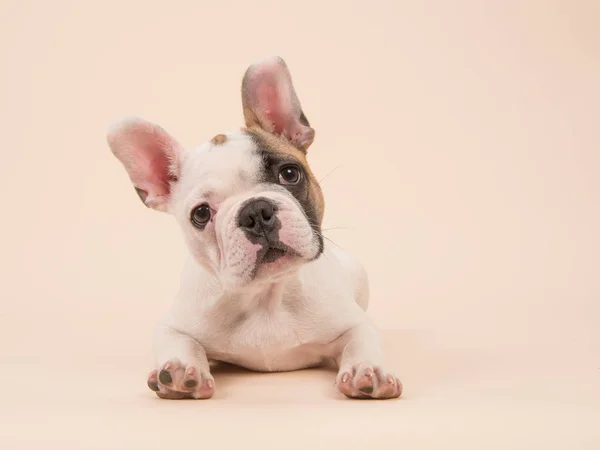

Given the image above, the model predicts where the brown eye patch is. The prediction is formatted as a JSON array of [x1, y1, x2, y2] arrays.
[[245, 128, 324, 253]]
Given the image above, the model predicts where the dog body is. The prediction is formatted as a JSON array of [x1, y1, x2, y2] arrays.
[[164, 229, 367, 373], [107, 57, 402, 399]]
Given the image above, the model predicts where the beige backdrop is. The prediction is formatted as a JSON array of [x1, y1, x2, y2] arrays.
[[0, 0, 598, 449]]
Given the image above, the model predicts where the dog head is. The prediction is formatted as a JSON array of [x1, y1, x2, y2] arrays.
[[107, 57, 324, 290]]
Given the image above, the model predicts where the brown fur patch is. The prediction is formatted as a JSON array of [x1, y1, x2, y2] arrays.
[[211, 134, 228, 145], [245, 126, 325, 225]]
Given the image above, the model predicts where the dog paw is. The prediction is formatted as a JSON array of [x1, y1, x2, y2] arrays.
[[147, 360, 215, 399], [336, 365, 402, 399]]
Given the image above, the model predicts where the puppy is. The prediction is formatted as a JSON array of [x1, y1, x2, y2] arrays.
[[107, 56, 402, 400]]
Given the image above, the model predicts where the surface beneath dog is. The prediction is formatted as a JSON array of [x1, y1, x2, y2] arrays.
[[1, 331, 598, 449]]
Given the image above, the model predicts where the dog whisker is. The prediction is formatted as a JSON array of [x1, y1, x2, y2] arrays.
[[323, 235, 345, 251], [322, 226, 354, 232], [318, 165, 341, 184]]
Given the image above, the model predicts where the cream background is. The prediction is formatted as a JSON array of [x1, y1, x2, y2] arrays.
[[1, 0, 599, 448]]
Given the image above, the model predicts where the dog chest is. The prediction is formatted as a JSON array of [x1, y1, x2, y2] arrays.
[[201, 307, 335, 371]]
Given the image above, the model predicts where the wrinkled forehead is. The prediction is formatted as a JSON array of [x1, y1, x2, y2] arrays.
[[185, 131, 259, 182], [176, 131, 260, 204]]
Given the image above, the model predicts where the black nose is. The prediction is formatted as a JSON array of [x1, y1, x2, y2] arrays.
[[238, 198, 278, 237]]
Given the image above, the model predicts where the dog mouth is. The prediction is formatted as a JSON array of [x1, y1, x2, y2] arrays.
[[256, 241, 296, 265], [262, 247, 287, 263], [249, 241, 301, 280]]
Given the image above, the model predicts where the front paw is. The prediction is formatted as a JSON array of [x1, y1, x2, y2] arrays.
[[336, 365, 402, 399], [147, 360, 215, 399]]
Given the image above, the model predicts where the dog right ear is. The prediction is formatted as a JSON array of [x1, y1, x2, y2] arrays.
[[106, 116, 183, 212], [241, 56, 315, 152]]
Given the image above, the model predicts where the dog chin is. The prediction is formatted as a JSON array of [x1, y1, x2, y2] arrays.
[[223, 251, 303, 290]]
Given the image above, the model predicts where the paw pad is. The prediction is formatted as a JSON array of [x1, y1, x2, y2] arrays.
[[147, 360, 215, 400], [337, 365, 402, 400]]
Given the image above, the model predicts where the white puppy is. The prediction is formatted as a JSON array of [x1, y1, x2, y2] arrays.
[[107, 56, 402, 400]]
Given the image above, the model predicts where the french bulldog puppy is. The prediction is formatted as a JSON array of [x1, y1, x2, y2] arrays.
[[107, 56, 402, 400]]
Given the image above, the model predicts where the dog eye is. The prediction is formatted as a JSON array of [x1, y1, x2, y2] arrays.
[[191, 204, 211, 227], [278, 165, 302, 185]]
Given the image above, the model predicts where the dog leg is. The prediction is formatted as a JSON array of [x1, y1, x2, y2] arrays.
[[333, 322, 402, 399], [147, 324, 215, 399]]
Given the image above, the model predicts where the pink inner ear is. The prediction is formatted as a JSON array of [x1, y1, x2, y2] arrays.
[[258, 84, 285, 135], [253, 69, 296, 136], [144, 147, 175, 194], [122, 129, 175, 196], [108, 117, 181, 211]]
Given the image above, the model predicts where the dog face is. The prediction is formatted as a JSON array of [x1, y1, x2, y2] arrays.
[[107, 57, 324, 290]]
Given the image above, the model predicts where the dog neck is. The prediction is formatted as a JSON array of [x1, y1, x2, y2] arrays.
[[231, 278, 291, 313]]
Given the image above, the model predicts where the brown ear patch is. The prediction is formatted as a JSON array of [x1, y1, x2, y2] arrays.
[[211, 134, 228, 145]]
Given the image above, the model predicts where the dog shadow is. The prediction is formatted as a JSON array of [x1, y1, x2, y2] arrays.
[[207, 329, 487, 401], [209, 359, 339, 400]]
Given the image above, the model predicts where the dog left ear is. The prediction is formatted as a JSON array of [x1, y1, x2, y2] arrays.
[[241, 56, 315, 151], [106, 116, 183, 212]]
